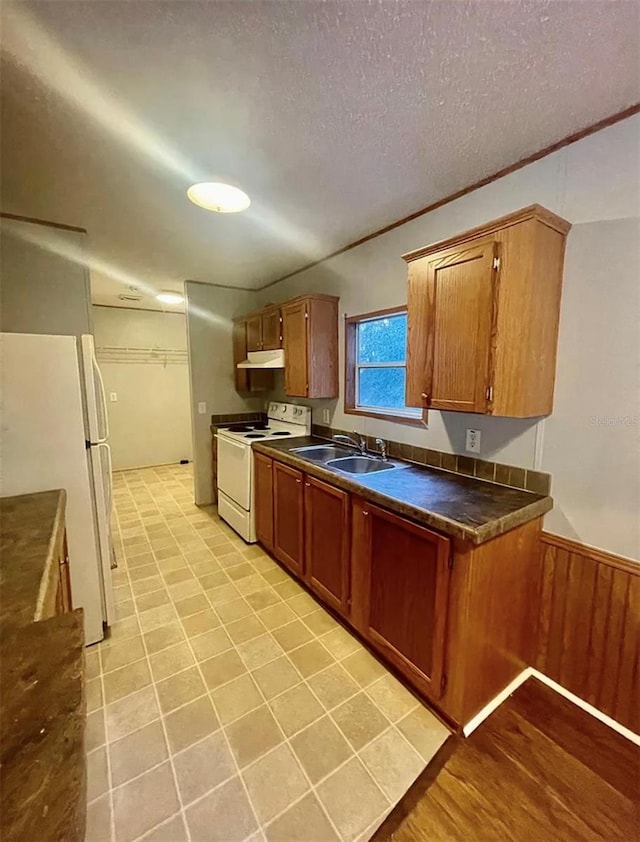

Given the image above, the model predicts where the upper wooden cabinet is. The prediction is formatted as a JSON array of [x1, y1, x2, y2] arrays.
[[246, 314, 263, 352], [232, 318, 273, 393], [282, 294, 339, 398], [246, 307, 282, 352], [404, 205, 571, 417], [262, 306, 282, 350], [233, 294, 337, 397], [282, 298, 308, 397]]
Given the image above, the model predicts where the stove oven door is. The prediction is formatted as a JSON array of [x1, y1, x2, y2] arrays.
[[217, 435, 252, 510]]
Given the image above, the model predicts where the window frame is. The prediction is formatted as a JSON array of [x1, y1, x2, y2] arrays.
[[344, 305, 427, 426]]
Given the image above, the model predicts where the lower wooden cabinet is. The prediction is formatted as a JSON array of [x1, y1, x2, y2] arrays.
[[273, 461, 304, 576], [254, 452, 274, 552], [304, 476, 350, 616], [351, 500, 451, 700], [255, 453, 541, 730]]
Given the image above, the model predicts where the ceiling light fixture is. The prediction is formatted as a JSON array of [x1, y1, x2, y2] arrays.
[[156, 291, 184, 305], [187, 182, 250, 213]]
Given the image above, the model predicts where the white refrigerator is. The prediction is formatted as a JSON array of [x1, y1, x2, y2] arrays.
[[0, 332, 115, 644]]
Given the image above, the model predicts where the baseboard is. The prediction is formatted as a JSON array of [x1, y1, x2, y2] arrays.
[[463, 667, 640, 747], [463, 669, 534, 736], [530, 670, 640, 746], [113, 460, 192, 473]]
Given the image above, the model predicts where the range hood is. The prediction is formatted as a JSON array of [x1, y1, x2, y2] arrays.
[[237, 349, 285, 369]]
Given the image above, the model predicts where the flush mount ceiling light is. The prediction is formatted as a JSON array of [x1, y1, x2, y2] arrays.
[[187, 182, 250, 213], [156, 291, 184, 304]]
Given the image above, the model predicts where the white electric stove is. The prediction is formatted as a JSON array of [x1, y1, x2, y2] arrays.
[[216, 402, 311, 542]]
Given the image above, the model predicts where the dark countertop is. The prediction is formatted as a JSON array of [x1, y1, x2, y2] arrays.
[[0, 490, 86, 842], [253, 437, 552, 544], [0, 611, 86, 842], [0, 490, 66, 631]]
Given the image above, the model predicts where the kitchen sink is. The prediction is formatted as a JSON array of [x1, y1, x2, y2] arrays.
[[326, 456, 397, 474], [291, 444, 352, 461]]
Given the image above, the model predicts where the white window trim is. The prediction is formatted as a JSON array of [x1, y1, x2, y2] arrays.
[[353, 313, 422, 419]]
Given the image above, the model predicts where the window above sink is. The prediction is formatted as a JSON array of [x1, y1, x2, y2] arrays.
[[344, 306, 427, 427]]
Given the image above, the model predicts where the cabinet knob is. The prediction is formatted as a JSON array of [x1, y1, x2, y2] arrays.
[[421, 393, 429, 401], [362, 510, 369, 517], [296, 478, 302, 484], [304, 482, 311, 487]]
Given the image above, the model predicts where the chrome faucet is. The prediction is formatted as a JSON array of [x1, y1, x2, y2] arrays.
[[333, 433, 367, 456], [375, 438, 388, 461]]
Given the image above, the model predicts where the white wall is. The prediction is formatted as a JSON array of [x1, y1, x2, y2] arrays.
[[0, 217, 92, 335], [93, 307, 193, 471], [256, 116, 640, 559], [185, 282, 263, 506]]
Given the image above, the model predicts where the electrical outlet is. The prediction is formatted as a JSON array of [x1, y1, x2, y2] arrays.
[[465, 429, 481, 454], [109, 392, 118, 402], [198, 402, 207, 415], [322, 409, 330, 424]]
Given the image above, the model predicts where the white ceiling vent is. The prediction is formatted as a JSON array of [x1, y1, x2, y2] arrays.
[[118, 292, 143, 302]]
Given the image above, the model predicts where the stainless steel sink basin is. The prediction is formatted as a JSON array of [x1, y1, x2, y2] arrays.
[[326, 456, 397, 474], [291, 444, 352, 461]]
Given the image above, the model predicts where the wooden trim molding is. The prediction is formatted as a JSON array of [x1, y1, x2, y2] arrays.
[[344, 305, 407, 324], [344, 305, 428, 426], [258, 103, 640, 291], [401, 204, 571, 263], [536, 532, 639, 734], [343, 407, 427, 427], [0, 211, 86, 234], [540, 531, 639, 574]]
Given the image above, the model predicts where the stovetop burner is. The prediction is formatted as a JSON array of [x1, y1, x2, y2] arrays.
[[252, 423, 270, 431], [272, 431, 292, 436], [245, 433, 266, 439], [226, 425, 253, 433]]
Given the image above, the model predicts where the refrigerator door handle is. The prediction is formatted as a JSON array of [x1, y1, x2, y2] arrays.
[[81, 335, 109, 444], [96, 442, 117, 570], [93, 350, 109, 443]]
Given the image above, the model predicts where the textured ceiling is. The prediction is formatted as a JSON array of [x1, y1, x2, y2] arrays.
[[1, 0, 638, 310]]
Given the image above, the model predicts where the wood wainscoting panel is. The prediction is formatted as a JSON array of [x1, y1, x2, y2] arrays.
[[537, 533, 639, 734]]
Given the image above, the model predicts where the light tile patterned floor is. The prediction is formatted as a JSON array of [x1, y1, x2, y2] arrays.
[[85, 464, 449, 842]]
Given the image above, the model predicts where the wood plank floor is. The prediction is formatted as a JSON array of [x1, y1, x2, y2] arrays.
[[372, 678, 639, 841]]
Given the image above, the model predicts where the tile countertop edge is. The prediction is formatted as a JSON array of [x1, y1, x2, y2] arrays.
[[252, 440, 552, 545], [35, 488, 67, 622]]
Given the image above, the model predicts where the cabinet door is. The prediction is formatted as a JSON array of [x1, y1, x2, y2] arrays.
[[307, 297, 339, 398], [352, 501, 451, 699], [304, 476, 350, 616], [262, 308, 282, 350], [273, 461, 304, 576], [254, 453, 274, 552], [232, 320, 250, 392], [282, 301, 308, 397], [407, 239, 497, 413], [232, 319, 272, 393], [246, 314, 263, 351]]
